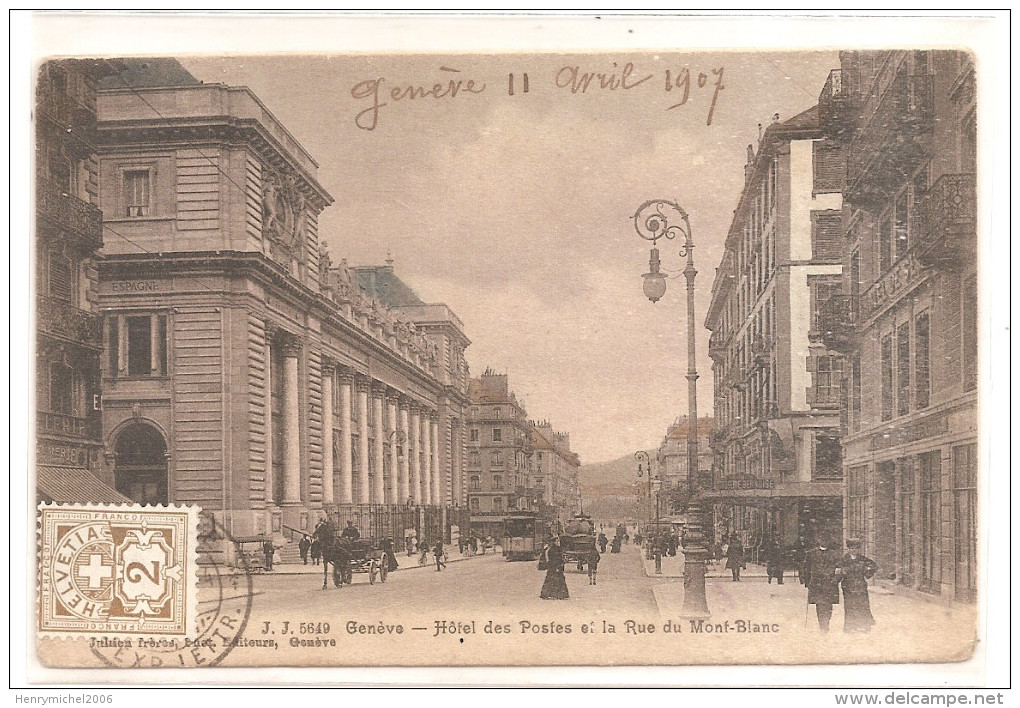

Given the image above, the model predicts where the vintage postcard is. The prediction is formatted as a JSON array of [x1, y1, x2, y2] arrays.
[[18, 12, 1006, 687]]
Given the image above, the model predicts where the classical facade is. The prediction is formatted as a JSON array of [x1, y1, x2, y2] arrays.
[[530, 421, 581, 522], [466, 370, 535, 538], [817, 51, 977, 600], [35, 59, 124, 503], [92, 60, 468, 543], [705, 106, 845, 549]]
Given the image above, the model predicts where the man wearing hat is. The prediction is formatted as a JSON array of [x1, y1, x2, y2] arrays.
[[840, 538, 879, 632], [802, 535, 842, 632]]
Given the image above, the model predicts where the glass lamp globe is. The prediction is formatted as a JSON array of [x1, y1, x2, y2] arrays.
[[642, 271, 667, 303]]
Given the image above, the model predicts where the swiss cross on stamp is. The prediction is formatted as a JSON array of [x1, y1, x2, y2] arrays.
[[38, 504, 198, 638]]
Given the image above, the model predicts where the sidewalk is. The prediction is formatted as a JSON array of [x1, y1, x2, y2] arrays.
[[641, 550, 769, 579], [265, 549, 484, 575], [647, 556, 977, 665]]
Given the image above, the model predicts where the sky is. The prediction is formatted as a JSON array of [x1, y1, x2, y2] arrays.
[[179, 50, 838, 464]]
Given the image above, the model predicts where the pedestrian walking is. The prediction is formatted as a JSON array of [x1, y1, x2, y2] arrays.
[[299, 534, 311, 565], [540, 536, 570, 599], [597, 532, 608, 553], [262, 537, 275, 572], [587, 545, 601, 585], [406, 536, 415, 557], [840, 539, 878, 633], [382, 537, 399, 572], [725, 534, 745, 581], [766, 541, 785, 585], [418, 539, 429, 567], [802, 536, 842, 632], [310, 537, 322, 566], [434, 539, 447, 571]]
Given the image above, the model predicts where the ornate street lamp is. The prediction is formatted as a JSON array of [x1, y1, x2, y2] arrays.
[[633, 199, 710, 619], [634, 450, 653, 528]]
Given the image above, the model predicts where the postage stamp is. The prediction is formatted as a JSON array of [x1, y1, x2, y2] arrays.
[[37, 504, 198, 638], [19, 11, 1005, 687]]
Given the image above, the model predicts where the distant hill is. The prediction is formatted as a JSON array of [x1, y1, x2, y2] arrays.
[[578, 451, 652, 523]]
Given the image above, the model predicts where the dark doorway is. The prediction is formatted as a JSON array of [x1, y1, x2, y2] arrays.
[[114, 422, 168, 506]]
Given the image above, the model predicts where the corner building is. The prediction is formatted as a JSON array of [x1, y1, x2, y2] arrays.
[[35, 59, 123, 503], [817, 51, 977, 600], [466, 370, 535, 538], [705, 107, 845, 550], [93, 61, 469, 543]]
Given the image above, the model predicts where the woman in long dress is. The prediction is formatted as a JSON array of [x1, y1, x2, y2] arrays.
[[540, 536, 570, 600], [840, 538, 878, 632]]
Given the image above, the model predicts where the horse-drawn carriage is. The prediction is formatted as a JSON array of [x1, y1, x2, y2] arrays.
[[320, 536, 391, 588], [233, 536, 271, 573], [561, 514, 596, 572]]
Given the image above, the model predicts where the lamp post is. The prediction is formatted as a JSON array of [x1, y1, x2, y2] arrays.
[[633, 199, 710, 618]]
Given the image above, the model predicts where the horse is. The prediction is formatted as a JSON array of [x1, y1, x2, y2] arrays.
[[321, 537, 354, 589]]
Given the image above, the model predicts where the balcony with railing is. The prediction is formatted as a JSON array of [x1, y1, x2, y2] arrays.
[[37, 295, 102, 349], [845, 69, 934, 207], [708, 329, 729, 360], [36, 178, 103, 250], [916, 173, 977, 270], [818, 69, 852, 137], [817, 295, 858, 354]]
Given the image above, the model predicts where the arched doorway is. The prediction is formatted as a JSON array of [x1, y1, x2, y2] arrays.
[[114, 423, 168, 506]]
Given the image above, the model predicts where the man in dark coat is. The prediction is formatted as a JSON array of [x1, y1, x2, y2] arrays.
[[802, 537, 843, 632], [725, 535, 745, 581], [341, 521, 360, 541], [299, 534, 311, 564], [262, 537, 275, 571], [433, 539, 447, 571]]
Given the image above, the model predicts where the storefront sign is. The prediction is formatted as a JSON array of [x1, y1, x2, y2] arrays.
[[715, 476, 775, 491], [860, 253, 921, 320], [37, 440, 88, 466]]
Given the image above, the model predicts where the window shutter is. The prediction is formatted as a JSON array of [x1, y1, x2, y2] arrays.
[[812, 212, 842, 261], [48, 252, 73, 301], [813, 142, 843, 193]]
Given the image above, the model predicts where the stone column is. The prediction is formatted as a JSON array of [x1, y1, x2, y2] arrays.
[[281, 338, 302, 505], [386, 392, 400, 505], [421, 411, 433, 505], [372, 383, 386, 504], [357, 378, 371, 504], [398, 400, 411, 505], [409, 404, 422, 505], [263, 322, 275, 506], [338, 369, 354, 504], [320, 359, 335, 506], [430, 416, 441, 505]]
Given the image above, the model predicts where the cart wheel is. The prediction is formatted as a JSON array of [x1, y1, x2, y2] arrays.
[[369, 561, 377, 584], [379, 562, 388, 583]]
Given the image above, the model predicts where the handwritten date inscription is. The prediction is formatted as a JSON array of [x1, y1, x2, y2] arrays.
[[351, 62, 726, 130]]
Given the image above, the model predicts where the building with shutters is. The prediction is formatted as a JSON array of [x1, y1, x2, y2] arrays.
[[34, 59, 129, 504], [816, 51, 977, 600], [530, 421, 581, 523], [655, 417, 713, 515], [704, 106, 845, 551], [88, 59, 469, 545], [466, 370, 536, 538]]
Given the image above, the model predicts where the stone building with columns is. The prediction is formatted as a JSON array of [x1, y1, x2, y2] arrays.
[[91, 59, 468, 543]]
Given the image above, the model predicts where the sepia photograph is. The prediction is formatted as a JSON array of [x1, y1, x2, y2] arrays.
[[13, 10, 1008, 692]]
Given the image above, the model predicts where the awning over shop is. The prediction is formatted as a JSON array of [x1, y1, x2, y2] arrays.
[[700, 481, 842, 503], [36, 465, 132, 504]]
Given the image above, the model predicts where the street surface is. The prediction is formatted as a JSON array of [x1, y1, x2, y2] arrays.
[[213, 542, 977, 667]]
